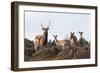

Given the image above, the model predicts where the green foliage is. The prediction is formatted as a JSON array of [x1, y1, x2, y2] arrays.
[[79, 38, 89, 47], [24, 38, 33, 48]]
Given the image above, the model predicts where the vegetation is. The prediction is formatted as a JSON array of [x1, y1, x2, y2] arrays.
[[24, 38, 35, 61], [24, 38, 90, 61], [24, 38, 33, 48]]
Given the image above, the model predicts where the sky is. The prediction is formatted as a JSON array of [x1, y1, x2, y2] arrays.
[[24, 10, 91, 42]]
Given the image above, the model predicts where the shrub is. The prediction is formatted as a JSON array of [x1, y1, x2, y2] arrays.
[[79, 38, 89, 47], [32, 46, 62, 61], [24, 48, 35, 61], [24, 38, 33, 48]]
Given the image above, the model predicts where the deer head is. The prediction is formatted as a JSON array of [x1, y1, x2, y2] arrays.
[[41, 21, 50, 34], [70, 32, 75, 39], [53, 35, 58, 40], [79, 31, 83, 38]]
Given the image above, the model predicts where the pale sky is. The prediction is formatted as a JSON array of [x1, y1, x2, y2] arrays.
[[24, 10, 91, 42]]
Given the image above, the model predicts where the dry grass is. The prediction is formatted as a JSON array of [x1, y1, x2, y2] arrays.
[[24, 38, 90, 61], [24, 44, 90, 61]]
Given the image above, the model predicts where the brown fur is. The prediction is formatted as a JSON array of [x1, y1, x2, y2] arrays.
[[53, 35, 71, 49], [35, 35, 44, 50]]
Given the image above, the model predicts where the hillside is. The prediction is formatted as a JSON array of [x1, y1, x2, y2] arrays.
[[24, 38, 90, 61]]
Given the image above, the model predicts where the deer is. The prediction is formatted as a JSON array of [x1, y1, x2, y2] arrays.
[[79, 31, 83, 39], [78, 31, 86, 47], [34, 21, 50, 51], [53, 35, 71, 49], [70, 32, 78, 46]]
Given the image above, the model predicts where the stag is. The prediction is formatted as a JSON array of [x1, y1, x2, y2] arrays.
[[53, 35, 71, 49], [34, 21, 50, 51]]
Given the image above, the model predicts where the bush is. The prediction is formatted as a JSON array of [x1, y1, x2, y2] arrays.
[[24, 38, 33, 48], [24, 48, 35, 61], [32, 46, 62, 61], [79, 38, 89, 47]]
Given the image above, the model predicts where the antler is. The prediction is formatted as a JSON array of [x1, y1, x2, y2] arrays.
[[41, 20, 51, 28], [41, 23, 44, 28]]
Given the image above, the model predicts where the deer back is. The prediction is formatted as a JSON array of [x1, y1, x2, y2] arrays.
[[35, 35, 44, 47]]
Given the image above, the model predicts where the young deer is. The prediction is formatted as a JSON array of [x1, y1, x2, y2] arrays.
[[53, 35, 70, 49], [70, 32, 78, 46], [79, 31, 83, 39]]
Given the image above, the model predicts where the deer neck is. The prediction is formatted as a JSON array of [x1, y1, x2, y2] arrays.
[[81, 35, 83, 39], [43, 32, 48, 45]]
